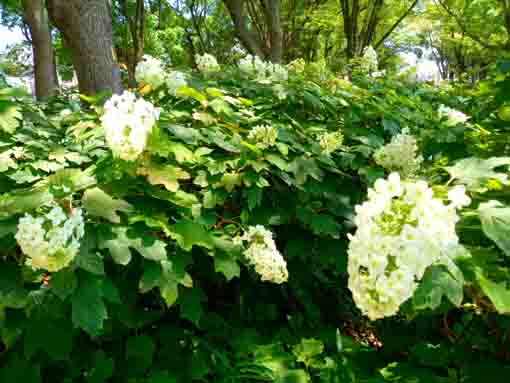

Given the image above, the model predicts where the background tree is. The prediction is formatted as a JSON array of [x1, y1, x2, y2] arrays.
[[223, 0, 283, 62], [46, 0, 122, 95], [22, 0, 58, 99], [0, 0, 58, 99]]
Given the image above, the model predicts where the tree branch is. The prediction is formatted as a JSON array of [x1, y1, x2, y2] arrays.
[[436, 0, 502, 51], [374, 0, 418, 49]]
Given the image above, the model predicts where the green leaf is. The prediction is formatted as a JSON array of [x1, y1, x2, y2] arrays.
[[126, 335, 155, 368], [0, 355, 41, 383], [140, 259, 192, 307], [24, 318, 73, 361], [178, 286, 206, 326], [138, 163, 190, 192], [176, 86, 207, 102], [209, 98, 233, 115], [265, 154, 289, 171], [289, 157, 323, 185], [75, 227, 105, 275], [476, 270, 510, 314], [478, 201, 510, 256], [146, 371, 177, 383], [159, 260, 180, 306], [139, 261, 163, 293], [86, 351, 114, 383], [292, 338, 324, 367], [445, 157, 510, 190], [82, 187, 132, 223], [0, 100, 21, 133], [0, 262, 29, 314], [412, 265, 464, 311], [71, 273, 108, 337], [219, 172, 242, 192], [297, 207, 341, 238], [100, 227, 167, 265], [214, 252, 240, 281], [50, 268, 77, 300], [170, 220, 213, 251]]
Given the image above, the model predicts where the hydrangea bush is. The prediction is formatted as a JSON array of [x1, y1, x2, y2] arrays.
[[0, 58, 510, 382]]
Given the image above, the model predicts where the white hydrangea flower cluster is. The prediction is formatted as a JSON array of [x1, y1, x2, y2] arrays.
[[195, 53, 220, 73], [272, 84, 288, 100], [16, 204, 85, 272], [238, 55, 288, 82], [362, 46, 378, 73], [136, 54, 167, 89], [236, 225, 288, 284], [319, 131, 344, 155], [247, 124, 278, 149], [166, 70, 187, 96], [347, 173, 470, 320], [438, 105, 470, 126], [101, 91, 159, 161], [135, 54, 187, 95], [374, 131, 423, 176]]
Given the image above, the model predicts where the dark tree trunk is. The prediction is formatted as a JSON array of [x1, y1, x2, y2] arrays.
[[22, 0, 59, 100], [223, 0, 283, 62], [46, 0, 122, 95]]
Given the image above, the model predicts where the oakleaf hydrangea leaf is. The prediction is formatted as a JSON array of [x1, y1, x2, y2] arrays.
[[71, 273, 108, 337], [178, 287, 206, 325], [0, 100, 21, 133], [476, 269, 510, 314], [100, 227, 167, 265], [478, 201, 510, 256], [169, 220, 213, 251], [82, 187, 132, 223], [292, 338, 324, 367], [138, 163, 190, 192], [412, 265, 464, 310], [214, 253, 240, 281], [445, 157, 510, 190]]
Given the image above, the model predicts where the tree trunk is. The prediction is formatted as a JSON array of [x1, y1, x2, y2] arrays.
[[262, 0, 283, 62], [46, 0, 122, 95], [22, 0, 59, 100], [224, 0, 266, 58], [120, 0, 145, 88], [223, 0, 283, 62]]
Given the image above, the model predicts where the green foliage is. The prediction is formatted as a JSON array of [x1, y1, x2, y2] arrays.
[[1, 60, 510, 383]]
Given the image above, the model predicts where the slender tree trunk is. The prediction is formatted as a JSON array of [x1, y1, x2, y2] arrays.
[[224, 0, 266, 58], [46, 0, 122, 95], [22, 0, 59, 100], [120, 0, 145, 88], [262, 0, 283, 62]]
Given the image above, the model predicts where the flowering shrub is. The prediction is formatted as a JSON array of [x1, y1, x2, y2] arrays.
[[1, 59, 510, 383]]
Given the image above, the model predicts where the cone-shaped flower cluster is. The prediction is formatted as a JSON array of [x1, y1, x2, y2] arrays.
[[16, 204, 85, 272], [237, 225, 288, 284], [347, 173, 470, 320], [101, 91, 159, 161]]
